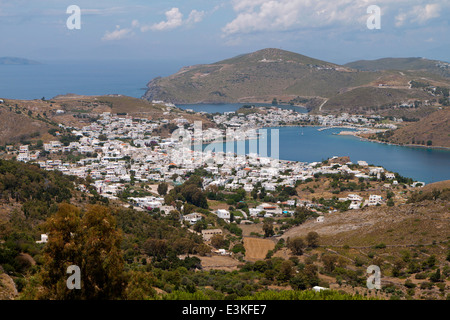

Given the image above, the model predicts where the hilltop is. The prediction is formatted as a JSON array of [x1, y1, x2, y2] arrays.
[[143, 48, 378, 106], [143, 48, 450, 116]]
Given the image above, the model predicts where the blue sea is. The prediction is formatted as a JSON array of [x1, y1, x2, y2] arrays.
[[203, 126, 450, 184], [1, 61, 449, 183], [0, 60, 184, 100]]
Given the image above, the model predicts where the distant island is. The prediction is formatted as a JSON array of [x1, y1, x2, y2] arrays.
[[0, 57, 41, 65]]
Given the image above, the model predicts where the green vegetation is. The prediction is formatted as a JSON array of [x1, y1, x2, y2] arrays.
[[0, 159, 448, 301]]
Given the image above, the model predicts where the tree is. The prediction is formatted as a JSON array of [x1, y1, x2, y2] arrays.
[[306, 232, 320, 248], [429, 268, 441, 283], [39, 204, 126, 300], [277, 260, 294, 282], [262, 221, 274, 238], [211, 234, 226, 249], [76, 205, 126, 299], [143, 238, 168, 257], [290, 272, 309, 290], [194, 243, 211, 256], [125, 271, 157, 300], [40, 203, 82, 300], [157, 182, 169, 196], [287, 237, 305, 255], [322, 255, 338, 273]]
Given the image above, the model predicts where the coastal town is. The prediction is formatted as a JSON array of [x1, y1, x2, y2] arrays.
[[2, 3, 450, 303], [3, 104, 426, 239]]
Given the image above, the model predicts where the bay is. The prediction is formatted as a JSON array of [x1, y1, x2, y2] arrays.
[[1, 61, 448, 185], [203, 126, 450, 184]]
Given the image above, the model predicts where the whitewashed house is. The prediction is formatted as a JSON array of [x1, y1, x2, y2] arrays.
[[216, 209, 230, 220], [36, 234, 48, 244], [368, 195, 383, 206], [183, 213, 203, 225]]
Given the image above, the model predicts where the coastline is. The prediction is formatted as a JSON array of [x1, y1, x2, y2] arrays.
[[197, 123, 450, 151], [345, 131, 450, 151]]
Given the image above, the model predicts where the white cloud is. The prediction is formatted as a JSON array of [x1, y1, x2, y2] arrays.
[[102, 19, 142, 41], [102, 25, 134, 41], [131, 19, 140, 28], [141, 7, 205, 32], [222, 0, 369, 35], [223, 0, 449, 36], [146, 7, 184, 31], [395, 3, 441, 27], [187, 9, 205, 24]]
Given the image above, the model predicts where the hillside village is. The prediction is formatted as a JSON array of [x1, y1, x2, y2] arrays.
[[2, 105, 427, 239], [4, 101, 449, 302]]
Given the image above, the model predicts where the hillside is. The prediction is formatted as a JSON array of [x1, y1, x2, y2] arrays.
[[0, 158, 448, 300], [0, 103, 58, 145], [320, 86, 434, 114], [369, 107, 450, 148], [0, 95, 215, 146], [143, 48, 381, 105], [344, 57, 450, 78], [143, 48, 450, 117]]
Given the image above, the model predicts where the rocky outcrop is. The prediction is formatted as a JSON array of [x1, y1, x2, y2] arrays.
[[0, 271, 19, 300]]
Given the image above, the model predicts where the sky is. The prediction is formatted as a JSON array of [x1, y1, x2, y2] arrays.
[[1, 0, 450, 65]]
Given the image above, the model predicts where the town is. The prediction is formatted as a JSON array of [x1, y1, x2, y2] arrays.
[[3, 104, 426, 244]]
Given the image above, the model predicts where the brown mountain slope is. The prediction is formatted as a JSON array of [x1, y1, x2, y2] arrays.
[[383, 108, 450, 148], [281, 199, 450, 247], [143, 48, 450, 117], [0, 95, 215, 145], [0, 104, 56, 145], [143, 48, 381, 104]]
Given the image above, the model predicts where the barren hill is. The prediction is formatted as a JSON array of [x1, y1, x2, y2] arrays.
[[376, 107, 450, 148], [281, 200, 450, 247], [344, 57, 450, 78], [143, 48, 450, 116], [143, 48, 380, 105]]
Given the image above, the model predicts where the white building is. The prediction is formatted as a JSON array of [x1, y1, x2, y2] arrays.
[[368, 195, 383, 206], [216, 209, 230, 220], [385, 173, 396, 180], [36, 234, 48, 244], [183, 213, 203, 224]]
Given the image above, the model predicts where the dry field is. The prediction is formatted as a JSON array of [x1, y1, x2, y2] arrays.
[[207, 200, 231, 211], [281, 200, 450, 247], [239, 223, 264, 237], [243, 237, 276, 261], [197, 255, 242, 271]]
